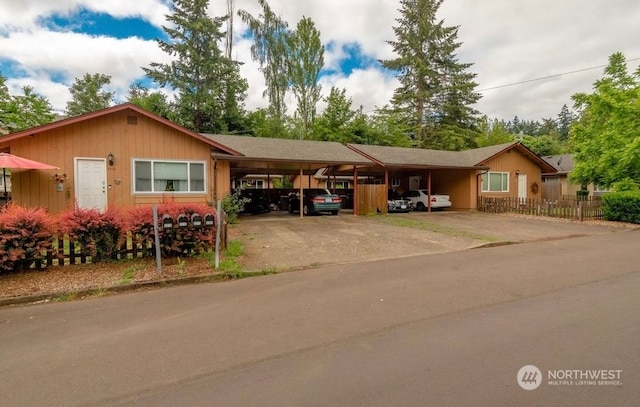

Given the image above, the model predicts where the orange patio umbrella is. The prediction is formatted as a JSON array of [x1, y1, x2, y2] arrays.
[[0, 152, 59, 201]]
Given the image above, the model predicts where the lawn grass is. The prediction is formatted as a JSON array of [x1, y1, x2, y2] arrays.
[[373, 215, 499, 242]]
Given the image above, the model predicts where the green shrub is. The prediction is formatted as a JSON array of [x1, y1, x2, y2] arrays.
[[602, 191, 640, 224], [613, 178, 640, 192], [124, 202, 216, 257], [0, 204, 56, 272], [58, 207, 123, 262], [220, 190, 246, 224]]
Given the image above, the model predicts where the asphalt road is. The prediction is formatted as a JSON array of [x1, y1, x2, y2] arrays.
[[1, 230, 639, 407]]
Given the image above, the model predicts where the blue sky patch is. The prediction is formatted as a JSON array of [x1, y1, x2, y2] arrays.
[[37, 9, 165, 40], [324, 42, 384, 77]]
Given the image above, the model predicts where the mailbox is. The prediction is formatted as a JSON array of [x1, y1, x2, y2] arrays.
[[177, 213, 189, 228], [191, 213, 203, 227], [204, 213, 215, 226], [161, 214, 174, 229]]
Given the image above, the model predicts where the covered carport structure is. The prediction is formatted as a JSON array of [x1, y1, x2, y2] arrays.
[[202, 134, 374, 217], [346, 144, 489, 211]]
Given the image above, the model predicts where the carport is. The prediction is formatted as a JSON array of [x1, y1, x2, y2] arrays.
[[346, 144, 489, 211], [202, 134, 375, 217]]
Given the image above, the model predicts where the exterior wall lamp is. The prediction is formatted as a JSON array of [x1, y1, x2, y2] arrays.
[[107, 152, 114, 166]]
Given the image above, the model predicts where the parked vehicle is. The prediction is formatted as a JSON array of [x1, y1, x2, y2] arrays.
[[388, 190, 412, 213], [288, 188, 342, 215], [401, 189, 452, 210], [238, 189, 271, 214]]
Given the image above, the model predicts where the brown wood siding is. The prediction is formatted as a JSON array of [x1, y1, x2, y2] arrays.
[[2, 110, 216, 213], [430, 169, 477, 210], [479, 149, 543, 200]]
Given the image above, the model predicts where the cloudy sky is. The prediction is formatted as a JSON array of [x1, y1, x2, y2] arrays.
[[1, 0, 639, 121]]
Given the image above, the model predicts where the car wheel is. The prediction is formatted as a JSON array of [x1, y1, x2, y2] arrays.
[[330, 210, 338, 216], [416, 202, 426, 211], [303, 204, 310, 216], [288, 203, 294, 214]]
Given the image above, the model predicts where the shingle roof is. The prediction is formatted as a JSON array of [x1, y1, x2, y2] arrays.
[[542, 154, 574, 174], [203, 134, 373, 165], [348, 142, 557, 173], [459, 142, 519, 165], [347, 144, 488, 169]]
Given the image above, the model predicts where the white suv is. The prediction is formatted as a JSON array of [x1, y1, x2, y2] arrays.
[[401, 189, 452, 211]]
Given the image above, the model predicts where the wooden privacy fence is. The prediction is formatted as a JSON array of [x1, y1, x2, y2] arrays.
[[479, 196, 604, 221], [356, 184, 387, 215]]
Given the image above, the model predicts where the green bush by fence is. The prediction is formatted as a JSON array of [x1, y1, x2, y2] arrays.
[[602, 191, 640, 224]]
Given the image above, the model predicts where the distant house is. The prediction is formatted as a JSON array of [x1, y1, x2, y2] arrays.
[[542, 154, 608, 200]]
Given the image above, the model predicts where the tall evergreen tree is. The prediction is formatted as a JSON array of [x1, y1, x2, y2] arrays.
[[381, 0, 480, 150], [287, 16, 324, 139], [145, 0, 247, 133], [65, 73, 114, 116], [557, 104, 573, 141], [238, 0, 289, 129]]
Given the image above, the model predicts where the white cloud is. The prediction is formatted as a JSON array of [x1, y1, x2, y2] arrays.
[[2, 0, 640, 120]]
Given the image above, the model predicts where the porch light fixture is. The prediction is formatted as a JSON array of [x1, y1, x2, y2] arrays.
[[107, 152, 114, 166]]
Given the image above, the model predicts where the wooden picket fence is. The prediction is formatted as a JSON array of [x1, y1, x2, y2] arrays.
[[27, 211, 228, 269], [479, 196, 604, 221]]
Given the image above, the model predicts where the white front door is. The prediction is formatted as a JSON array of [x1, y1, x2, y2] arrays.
[[518, 174, 528, 202], [75, 158, 107, 211], [409, 176, 421, 190]]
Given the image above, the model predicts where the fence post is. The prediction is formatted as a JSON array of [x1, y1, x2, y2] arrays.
[[578, 200, 584, 222], [215, 200, 222, 270]]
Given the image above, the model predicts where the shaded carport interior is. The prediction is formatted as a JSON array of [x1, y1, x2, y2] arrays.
[[345, 144, 490, 210], [202, 134, 375, 216]]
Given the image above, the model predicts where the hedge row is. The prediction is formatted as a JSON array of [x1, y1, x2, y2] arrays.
[[0, 203, 216, 272], [602, 191, 640, 224]]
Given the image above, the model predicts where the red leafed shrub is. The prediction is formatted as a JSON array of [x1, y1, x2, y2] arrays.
[[0, 204, 56, 272], [124, 202, 215, 257], [58, 206, 124, 262]]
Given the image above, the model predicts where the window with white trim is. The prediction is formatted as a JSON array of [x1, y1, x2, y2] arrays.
[[391, 178, 401, 188], [240, 179, 264, 189], [133, 159, 205, 193], [482, 172, 509, 192], [328, 180, 349, 189]]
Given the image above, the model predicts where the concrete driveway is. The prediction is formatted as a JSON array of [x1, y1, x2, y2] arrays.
[[232, 211, 633, 271]]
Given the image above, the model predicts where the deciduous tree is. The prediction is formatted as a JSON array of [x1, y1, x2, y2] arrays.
[[65, 73, 114, 116], [287, 16, 324, 138], [570, 52, 640, 188]]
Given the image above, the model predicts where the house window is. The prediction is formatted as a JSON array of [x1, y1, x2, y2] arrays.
[[240, 180, 264, 189], [133, 159, 205, 193], [328, 180, 349, 189], [482, 172, 509, 192], [391, 178, 401, 188]]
